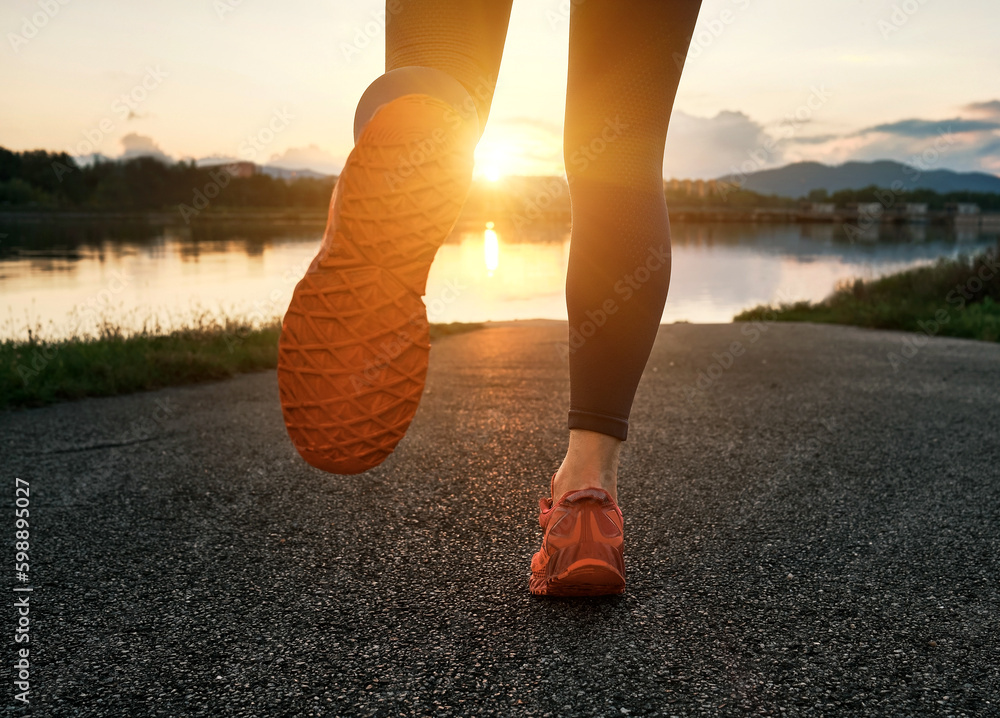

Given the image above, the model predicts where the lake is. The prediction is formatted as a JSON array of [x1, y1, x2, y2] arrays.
[[1, 215, 996, 340]]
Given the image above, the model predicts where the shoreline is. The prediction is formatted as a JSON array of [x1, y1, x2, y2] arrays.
[[0, 321, 484, 410], [4, 207, 995, 228]]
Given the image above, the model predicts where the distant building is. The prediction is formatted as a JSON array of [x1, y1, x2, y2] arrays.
[[849, 202, 884, 220], [980, 213, 1000, 229], [884, 202, 929, 224], [797, 201, 836, 222], [945, 203, 981, 228], [901, 203, 928, 216], [804, 202, 835, 214], [945, 203, 980, 215]]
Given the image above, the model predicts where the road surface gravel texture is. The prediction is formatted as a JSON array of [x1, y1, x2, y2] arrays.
[[2, 321, 998, 717]]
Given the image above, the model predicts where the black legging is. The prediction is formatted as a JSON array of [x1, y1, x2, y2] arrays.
[[387, 0, 703, 441]]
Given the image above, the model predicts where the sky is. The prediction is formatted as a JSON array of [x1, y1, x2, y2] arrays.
[[2, 0, 999, 180]]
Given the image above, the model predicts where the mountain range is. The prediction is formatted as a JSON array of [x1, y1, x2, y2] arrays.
[[194, 157, 331, 180], [717, 160, 1000, 197], [72, 151, 1000, 197]]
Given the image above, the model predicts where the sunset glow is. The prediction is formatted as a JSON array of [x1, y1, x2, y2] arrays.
[[0, 0, 997, 178], [474, 139, 518, 181]]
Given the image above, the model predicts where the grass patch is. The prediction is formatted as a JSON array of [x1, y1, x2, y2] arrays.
[[1, 318, 483, 410], [735, 247, 1000, 342]]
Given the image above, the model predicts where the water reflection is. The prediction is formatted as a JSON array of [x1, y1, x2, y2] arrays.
[[0, 215, 996, 339], [483, 222, 499, 275]]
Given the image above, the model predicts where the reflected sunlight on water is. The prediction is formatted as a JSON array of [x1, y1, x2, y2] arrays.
[[483, 222, 499, 275], [0, 217, 996, 339]]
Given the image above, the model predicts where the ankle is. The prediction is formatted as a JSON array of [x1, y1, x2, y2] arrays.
[[552, 429, 621, 503], [551, 467, 617, 504], [353, 66, 480, 143]]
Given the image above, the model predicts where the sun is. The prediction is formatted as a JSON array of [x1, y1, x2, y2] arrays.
[[474, 141, 514, 181], [482, 163, 503, 182]]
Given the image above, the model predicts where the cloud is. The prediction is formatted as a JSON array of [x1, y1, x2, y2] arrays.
[[266, 144, 343, 175], [664, 110, 777, 179], [786, 133, 842, 145], [860, 118, 1000, 137], [119, 133, 172, 164], [663, 100, 1000, 178], [838, 132, 1000, 175], [829, 104, 1000, 174], [963, 100, 1000, 117]]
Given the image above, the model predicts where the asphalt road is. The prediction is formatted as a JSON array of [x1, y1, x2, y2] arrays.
[[3, 321, 999, 717]]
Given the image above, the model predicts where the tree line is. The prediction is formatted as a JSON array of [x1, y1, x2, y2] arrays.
[[2, 146, 999, 214], [0, 147, 335, 213]]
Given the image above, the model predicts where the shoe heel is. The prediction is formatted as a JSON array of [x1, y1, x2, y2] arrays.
[[337, 94, 477, 295], [550, 540, 625, 578]]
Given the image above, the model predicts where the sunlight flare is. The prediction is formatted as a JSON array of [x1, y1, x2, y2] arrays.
[[484, 223, 499, 275]]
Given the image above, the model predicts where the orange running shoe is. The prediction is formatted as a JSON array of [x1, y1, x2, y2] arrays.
[[277, 94, 477, 474], [529, 475, 626, 596]]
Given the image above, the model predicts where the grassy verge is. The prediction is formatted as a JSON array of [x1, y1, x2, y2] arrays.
[[735, 247, 1000, 342], [1, 319, 483, 410]]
